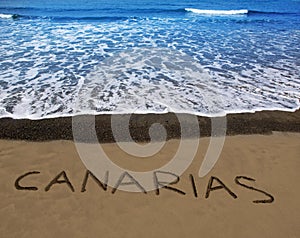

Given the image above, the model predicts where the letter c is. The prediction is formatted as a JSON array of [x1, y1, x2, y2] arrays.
[[15, 171, 40, 191]]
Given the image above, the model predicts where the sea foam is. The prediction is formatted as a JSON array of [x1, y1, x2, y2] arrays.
[[185, 8, 248, 15], [0, 15, 299, 119], [0, 13, 13, 19]]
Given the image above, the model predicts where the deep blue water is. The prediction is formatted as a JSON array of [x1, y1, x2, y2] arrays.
[[0, 0, 299, 118]]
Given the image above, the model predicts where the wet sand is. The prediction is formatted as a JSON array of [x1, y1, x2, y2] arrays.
[[0, 110, 299, 142]]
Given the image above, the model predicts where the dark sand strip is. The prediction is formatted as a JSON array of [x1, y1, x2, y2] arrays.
[[0, 110, 299, 142]]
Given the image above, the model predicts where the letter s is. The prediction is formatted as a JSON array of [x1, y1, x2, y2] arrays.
[[235, 176, 274, 204]]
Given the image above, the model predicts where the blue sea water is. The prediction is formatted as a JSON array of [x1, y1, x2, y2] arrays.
[[0, 0, 299, 119]]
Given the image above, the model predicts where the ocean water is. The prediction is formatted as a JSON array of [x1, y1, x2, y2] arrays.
[[0, 0, 299, 119]]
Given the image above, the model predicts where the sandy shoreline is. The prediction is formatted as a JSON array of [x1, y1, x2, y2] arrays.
[[0, 132, 299, 237], [0, 110, 300, 237], [0, 109, 299, 142]]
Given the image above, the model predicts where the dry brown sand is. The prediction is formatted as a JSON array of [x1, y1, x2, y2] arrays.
[[0, 132, 299, 238]]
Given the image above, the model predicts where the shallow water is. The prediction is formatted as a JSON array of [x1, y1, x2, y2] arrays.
[[0, 0, 299, 119]]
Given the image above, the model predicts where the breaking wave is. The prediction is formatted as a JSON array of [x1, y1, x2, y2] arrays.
[[185, 8, 248, 15]]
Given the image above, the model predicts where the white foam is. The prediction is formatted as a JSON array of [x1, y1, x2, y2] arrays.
[[75, 48, 225, 116], [0, 19, 299, 120], [0, 13, 13, 19], [74, 48, 300, 118], [185, 8, 248, 15]]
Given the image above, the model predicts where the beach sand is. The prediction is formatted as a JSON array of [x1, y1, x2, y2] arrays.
[[0, 130, 299, 237]]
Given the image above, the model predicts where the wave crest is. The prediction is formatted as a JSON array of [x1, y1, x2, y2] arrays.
[[185, 8, 248, 15], [0, 13, 19, 19], [0, 13, 13, 19]]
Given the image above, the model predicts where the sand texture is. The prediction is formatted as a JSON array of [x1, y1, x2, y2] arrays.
[[0, 132, 299, 237]]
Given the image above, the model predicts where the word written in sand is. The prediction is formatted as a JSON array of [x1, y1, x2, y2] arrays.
[[15, 170, 274, 204]]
